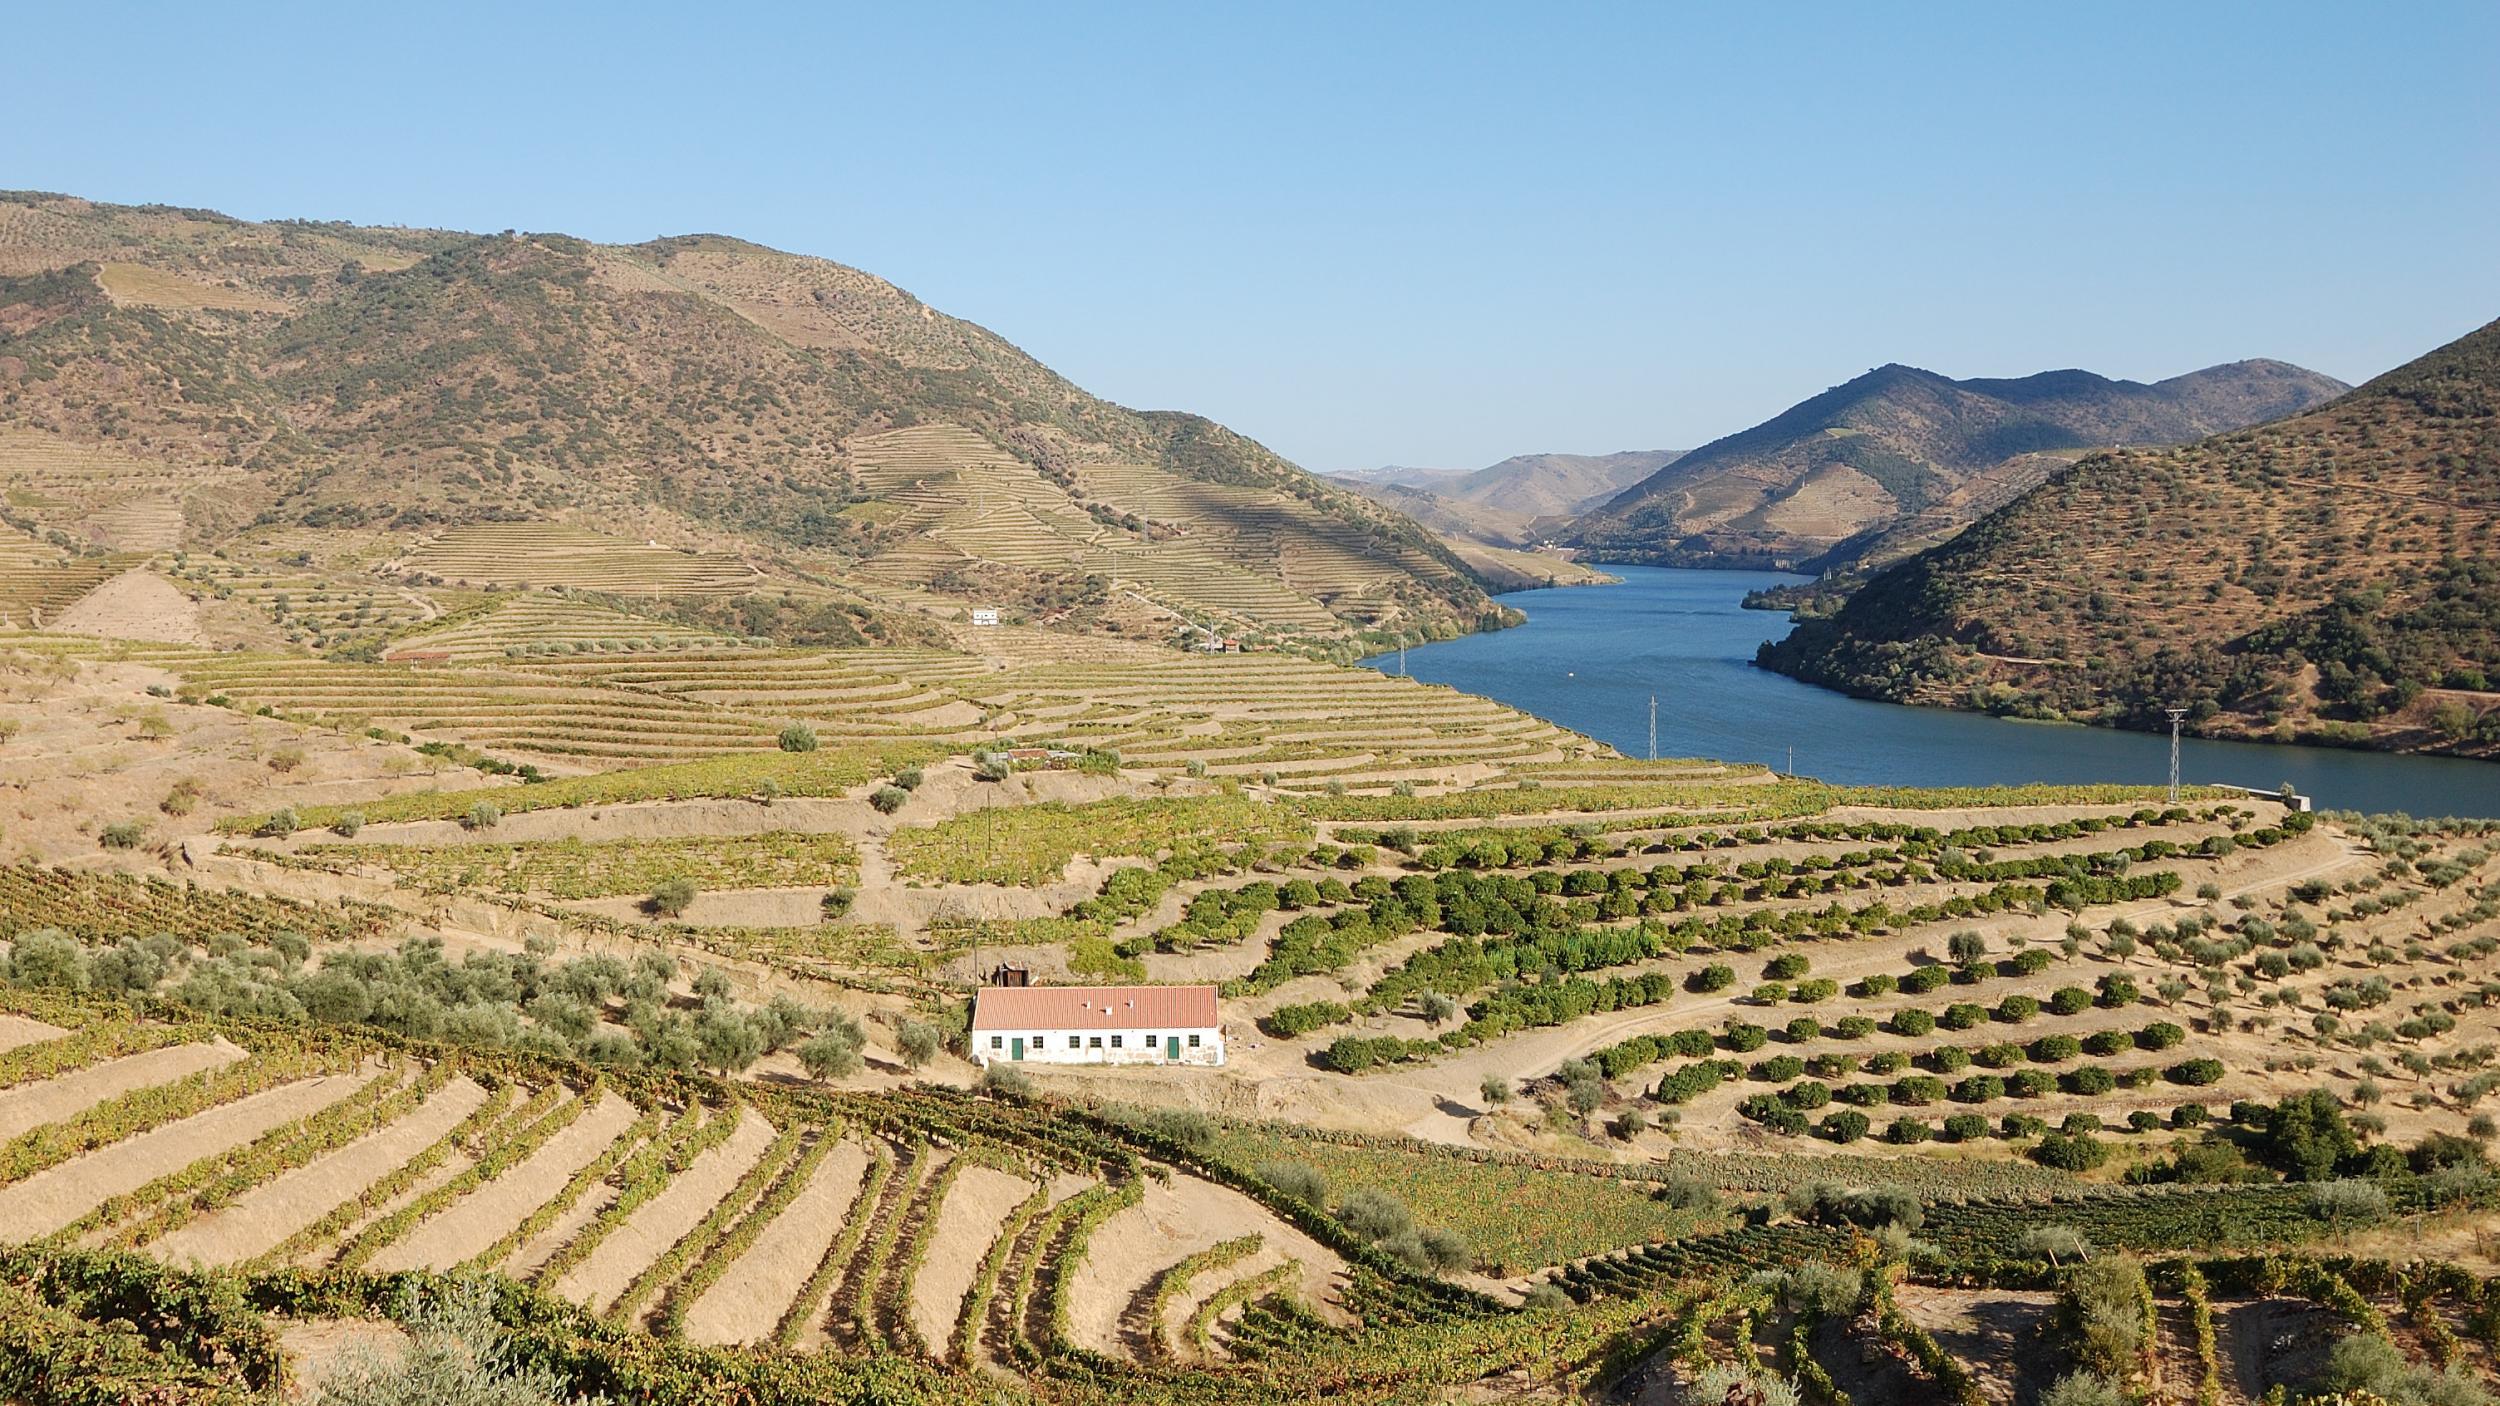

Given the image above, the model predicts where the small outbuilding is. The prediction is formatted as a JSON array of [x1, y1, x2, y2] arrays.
[[970, 984, 1223, 1067]]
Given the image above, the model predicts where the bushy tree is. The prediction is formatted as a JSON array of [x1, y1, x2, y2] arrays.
[[799, 1019, 865, 1081], [646, 877, 698, 918], [895, 1018, 942, 1069], [1681, 1363, 1799, 1406], [2261, 1088, 2362, 1180], [2319, 1329, 2496, 1406], [2038, 1372, 2125, 1406]]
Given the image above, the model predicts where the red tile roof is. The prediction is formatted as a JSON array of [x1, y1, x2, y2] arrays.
[[971, 984, 1219, 1032]]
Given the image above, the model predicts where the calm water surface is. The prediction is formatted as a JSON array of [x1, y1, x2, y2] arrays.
[[1366, 566, 2499, 819]]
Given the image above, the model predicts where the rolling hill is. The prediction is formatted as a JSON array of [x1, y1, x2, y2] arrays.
[[1758, 316, 2500, 758], [0, 193, 1501, 649], [1569, 358, 2348, 571]]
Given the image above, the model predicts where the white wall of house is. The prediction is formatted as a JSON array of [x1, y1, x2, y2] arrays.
[[972, 1025, 1224, 1067]]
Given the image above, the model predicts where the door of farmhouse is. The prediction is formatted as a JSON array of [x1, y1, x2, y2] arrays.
[[1166, 1036, 1180, 1060], [1011, 1037, 1025, 1061]]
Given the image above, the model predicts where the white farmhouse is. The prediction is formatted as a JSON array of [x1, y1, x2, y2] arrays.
[[970, 984, 1223, 1068]]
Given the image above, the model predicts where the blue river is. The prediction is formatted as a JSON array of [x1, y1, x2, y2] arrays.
[[1365, 566, 2499, 819]]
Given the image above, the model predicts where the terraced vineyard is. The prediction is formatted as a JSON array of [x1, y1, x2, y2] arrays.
[[0, 528, 133, 627], [394, 524, 765, 596], [380, 596, 757, 661], [850, 423, 1445, 635], [5, 607, 2500, 1403], [0, 996, 1549, 1402], [0, 429, 238, 552]]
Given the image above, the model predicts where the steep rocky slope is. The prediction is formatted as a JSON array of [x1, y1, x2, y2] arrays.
[[1758, 318, 2500, 758]]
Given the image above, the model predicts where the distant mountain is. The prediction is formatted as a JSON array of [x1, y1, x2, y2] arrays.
[[1333, 464, 1469, 490], [1339, 450, 1680, 525], [0, 193, 1499, 644], [1570, 359, 2349, 571], [1442, 450, 1685, 520], [1333, 479, 1614, 591], [1758, 317, 2500, 759], [1331, 448, 1678, 592]]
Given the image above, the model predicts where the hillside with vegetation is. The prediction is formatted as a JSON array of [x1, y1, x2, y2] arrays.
[[2, 192, 2498, 1405], [0, 193, 1500, 653], [2, 599, 2500, 1400], [1570, 358, 2348, 572], [1759, 317, 2500, 759]]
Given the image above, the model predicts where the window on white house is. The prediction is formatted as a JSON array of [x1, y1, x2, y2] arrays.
[[1033, 1035, 1045, 1049], [1088, 1036, 1102, 1048], [990, 1035, 1002, 1049], [1110, 1034, 1123, 1049], [1187, 1034, 1201, 1047]]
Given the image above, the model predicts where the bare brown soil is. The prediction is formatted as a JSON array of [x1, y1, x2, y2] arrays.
[[1894, 1286, 2061, 1404], [364, 1091, 639, 1273], [680, 1137, 870, 1347], [275, 1318, 411, 1402], [149, 1076, 491, 1267], [905, 1162, 1031, 1353], [49, 570, 206, 644], [0, 1038, 243, 1143], [555, 1108, 776, 1314], [0, 1069, 374, 1239], [0, 1014, 67, 1054]]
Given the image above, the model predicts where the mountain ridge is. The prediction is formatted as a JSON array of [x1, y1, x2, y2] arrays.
[[0, 193, 1501, 650], [1571, 356, 2349, 571], [1756, 316, 2500, 758]]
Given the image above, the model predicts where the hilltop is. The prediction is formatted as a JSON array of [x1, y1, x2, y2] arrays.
[[0, 193, 1499, 652], [1759, 316, 2500, 758], [1569, 358, 2348, 571]]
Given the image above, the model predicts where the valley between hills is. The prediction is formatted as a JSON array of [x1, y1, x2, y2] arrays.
[[0, 189, 2497, 1406]]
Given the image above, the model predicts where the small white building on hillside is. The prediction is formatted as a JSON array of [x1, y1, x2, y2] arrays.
[[971, 984, 1224, 1067]]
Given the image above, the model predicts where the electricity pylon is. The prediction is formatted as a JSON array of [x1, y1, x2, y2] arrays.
[[2165, 707, 2188, 802]]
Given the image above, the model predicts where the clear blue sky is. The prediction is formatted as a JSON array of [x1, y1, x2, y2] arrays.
[[10, 2, 2495, 472]]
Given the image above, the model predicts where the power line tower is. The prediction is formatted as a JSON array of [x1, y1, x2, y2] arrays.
[[1647, 694, 1657, 762], [2165, 707, 2188, 802]]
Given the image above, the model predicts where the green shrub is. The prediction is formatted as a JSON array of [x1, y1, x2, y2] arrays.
[[2033, 1131, 2108, 1170], [647, 877, 698, 918]]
